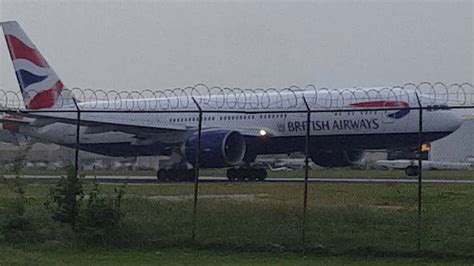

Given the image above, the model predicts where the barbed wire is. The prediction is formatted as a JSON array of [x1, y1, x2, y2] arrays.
[[0, 82, 472, 111]]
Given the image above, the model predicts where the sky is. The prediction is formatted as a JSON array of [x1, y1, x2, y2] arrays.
[[0, 0, 472, 92]]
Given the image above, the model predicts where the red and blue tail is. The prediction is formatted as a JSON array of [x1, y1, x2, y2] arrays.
[[1, 21, 73, 109]]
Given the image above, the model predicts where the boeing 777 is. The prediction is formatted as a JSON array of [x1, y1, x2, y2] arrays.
[[0, 21, 463, 180]]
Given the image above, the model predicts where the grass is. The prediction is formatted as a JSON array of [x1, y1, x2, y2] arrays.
[[0, 179, 473, 263], [1, 245, 472, 265]]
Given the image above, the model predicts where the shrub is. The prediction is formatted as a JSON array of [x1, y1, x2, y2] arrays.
[[8, 177, 26, 216], [0, 177, 41, 242], [45, 165, 83, 229], [45, 166, 126, 242], [78, 181, 126, 244], [82, 182, 124, 229], [1, 215, 41, 242]]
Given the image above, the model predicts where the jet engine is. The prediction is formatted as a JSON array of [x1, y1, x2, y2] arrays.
[[185, 129, 246, 168], [310, 150, 364, 167]]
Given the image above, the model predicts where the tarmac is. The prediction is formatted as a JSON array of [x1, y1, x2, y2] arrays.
[[3, 175, 474, 184]]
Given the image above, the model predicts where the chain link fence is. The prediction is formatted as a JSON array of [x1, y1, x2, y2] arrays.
[[0, 82, 473, 258]]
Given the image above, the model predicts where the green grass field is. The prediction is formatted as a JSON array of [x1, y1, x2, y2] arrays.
[[0, 179, 473, 264], [1, 246, 472, 265]]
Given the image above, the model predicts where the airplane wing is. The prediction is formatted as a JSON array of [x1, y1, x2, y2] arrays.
[[0, 117, 31, 125], [16, 111, 188, 137], [13, 110, 274, 138], [0, 113, 34, 145]]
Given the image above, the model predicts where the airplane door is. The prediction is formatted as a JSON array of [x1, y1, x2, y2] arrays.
[[275, 113, 290, 135]]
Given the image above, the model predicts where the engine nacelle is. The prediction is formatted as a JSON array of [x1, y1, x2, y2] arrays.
[[310, 150, 364, 168], [185, 129, 246, 168]]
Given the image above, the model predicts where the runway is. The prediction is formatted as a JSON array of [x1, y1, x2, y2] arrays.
[[3, 175, 474, 184]]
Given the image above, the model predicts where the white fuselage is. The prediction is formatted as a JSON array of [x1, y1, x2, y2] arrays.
[[5, 88, 463, 156]]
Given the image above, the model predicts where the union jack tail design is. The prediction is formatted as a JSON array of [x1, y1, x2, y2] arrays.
[[1, 21, 74, 109]]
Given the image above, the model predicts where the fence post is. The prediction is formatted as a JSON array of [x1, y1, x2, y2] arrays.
[[302, 96, 311, 255], [72, 98, 81, 179], [191, 97, 203, 241], [415, 92, 423, 252]]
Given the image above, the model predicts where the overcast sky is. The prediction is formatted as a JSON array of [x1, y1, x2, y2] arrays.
[[0, 0, 472, 92]]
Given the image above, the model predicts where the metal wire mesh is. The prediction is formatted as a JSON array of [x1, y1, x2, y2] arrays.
[[1, 82, 473, 111], [0, 82, 473, 259]]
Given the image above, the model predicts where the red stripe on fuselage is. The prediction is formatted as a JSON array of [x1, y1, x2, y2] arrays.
[[351, 101, 409, 108], [4, 34, 48, 68], [27, 80, 64, 109]]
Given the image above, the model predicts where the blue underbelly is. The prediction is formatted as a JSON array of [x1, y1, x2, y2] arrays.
[[68, 131, 451, 157]]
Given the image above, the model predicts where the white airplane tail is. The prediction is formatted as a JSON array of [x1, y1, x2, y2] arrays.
[[1, 21, 74, 109]]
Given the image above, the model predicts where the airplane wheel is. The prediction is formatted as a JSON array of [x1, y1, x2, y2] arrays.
[[247, 171, 257, 182], [157, 169, 168, 182], [159, 170, 195, 182], [227, 168, 266, 182], [175, 170, 193, 182], [257, 169, 267, 181], [237, 169, 247, 182], [405, 166, 419, 177], [168, 170, 178, 182], [184, 170, 196, 182], [227, 168, 238, 182], [185, 170, 192, 182], [175, 170, 185, 182]]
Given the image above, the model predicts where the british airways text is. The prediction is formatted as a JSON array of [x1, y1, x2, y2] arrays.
[[287, 119, 380, 132]]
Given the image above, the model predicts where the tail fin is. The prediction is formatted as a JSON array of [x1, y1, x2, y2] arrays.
[[1, 21, 74, 109]]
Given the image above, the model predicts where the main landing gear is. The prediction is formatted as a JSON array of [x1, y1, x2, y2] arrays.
[[157, 169, 195, 182], [226, 168, 267, 182], [157, 147, 196, 182], [405, 165, 420, 177]]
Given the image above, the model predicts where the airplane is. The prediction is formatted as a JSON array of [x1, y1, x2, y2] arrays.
[[0, 21, 464, 181]]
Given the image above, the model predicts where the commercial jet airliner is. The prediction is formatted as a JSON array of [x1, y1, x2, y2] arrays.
[[0, 21, 463, 180]]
